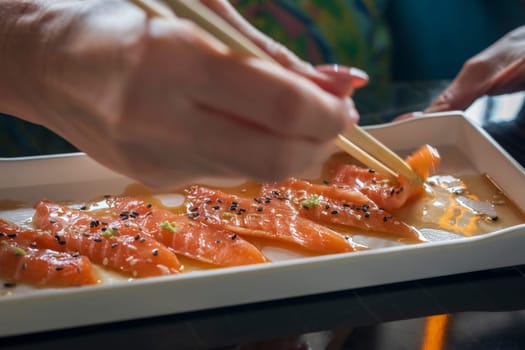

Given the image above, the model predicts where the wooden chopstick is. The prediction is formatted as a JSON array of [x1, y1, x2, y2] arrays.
[[130, 0, 422, 184]]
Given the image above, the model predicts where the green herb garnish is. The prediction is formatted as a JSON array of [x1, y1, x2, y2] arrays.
[[222, 212, 236, 218], [160, 221, 177, 233], [12, 247, 27, 256], [301, 195, 320, 209], [101, 227, 119, 237]]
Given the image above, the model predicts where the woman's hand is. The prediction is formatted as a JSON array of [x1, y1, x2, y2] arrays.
[[426, 25, 525, 113], [0, 0, 367, 189]]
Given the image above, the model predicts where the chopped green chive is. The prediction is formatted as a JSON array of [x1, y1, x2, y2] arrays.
[[160, 221, 177, 233], [101, 227, 118, 237], [12, 247, 27, 256], [301, 195, 320, 209]]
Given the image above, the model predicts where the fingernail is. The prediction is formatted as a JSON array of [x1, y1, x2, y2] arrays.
[[316, 64, 369, 89]]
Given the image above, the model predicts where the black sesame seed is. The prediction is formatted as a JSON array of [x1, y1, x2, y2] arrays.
[[364, 212, 370, 218], [325, 204, 331, 209], [230, 234, 237, 240], [257, 207, 264, 212], [49, 219, 56, 224], [362, 205, 370, 211], [190, 207, 199, 212], [58, 240, 66, 245], [390, 188, 395, 196], [90, 220, 100, 228], [322, 180, 330, 185], [188, 212, 200, 219], [331, 210, 339, 215], [3, 282, 16, 288], [212, 205, 220, 210], [0, 232, 4, 237], [94, 238, 102, 243], [30, 242, 37, 248], [111, 243, 118, 249], [254, 197, 263, 204], [146, 203, 153, 208], [134, 234, 140, 241], [82, 232, 90, 237], [152, 248, 159, 256], [79, 205, 87, 210], [215, 240, 221, 244], [72, 252, 80, 257], [130, 211, 139, 218], [7, 234, 16, 238], [140, 238, 146, 243], [265, 197, 271, 203], [217, 199, 223, 203], [55, 267, 64, 271]]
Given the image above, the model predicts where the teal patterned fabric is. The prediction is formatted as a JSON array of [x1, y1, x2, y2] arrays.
[[1, 0, 390, 157], [233, 0, 391, 82]]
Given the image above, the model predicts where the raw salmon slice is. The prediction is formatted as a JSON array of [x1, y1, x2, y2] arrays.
[[107, 196, 267, 266], [33, 200, 181, 278], [261, 178, 421, 241], [0, 219, 98, 287], [185, 186, 362, 254], [329, 144, 441, 211]]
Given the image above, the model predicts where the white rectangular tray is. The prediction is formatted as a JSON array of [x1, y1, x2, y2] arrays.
[[1, 112, 524, 337]]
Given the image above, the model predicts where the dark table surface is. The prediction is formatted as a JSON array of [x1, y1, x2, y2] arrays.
[[1, 81, 525, 350]]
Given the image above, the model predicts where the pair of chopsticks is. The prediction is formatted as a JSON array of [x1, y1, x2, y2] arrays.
[[130, 0, 421, 184]]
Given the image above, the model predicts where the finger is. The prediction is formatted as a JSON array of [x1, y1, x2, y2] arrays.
[[315, 64, 369, 97], [192, 104, 334, 181], [392, 111, 425, 122], [129, 104, 334, 186], [488, 57, 525, 95], [189, 52, 358, 141], [425, 58, 495, 113]]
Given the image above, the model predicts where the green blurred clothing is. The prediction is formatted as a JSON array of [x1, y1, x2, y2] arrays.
[[233, 0, 391, 82]]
